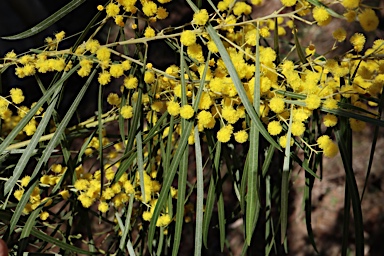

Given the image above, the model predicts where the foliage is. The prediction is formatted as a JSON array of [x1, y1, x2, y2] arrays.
[[0, 0, 383, 255]]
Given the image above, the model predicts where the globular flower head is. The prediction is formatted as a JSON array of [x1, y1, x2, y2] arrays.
[[180, 30, 197, 46], [217, 124, 234, 143], [193, 9, 209, 26], [358, 8, 379, 32]]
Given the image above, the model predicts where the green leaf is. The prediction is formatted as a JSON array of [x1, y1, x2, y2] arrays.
[[246, 23, 261, 245], [31, 228, 95, 254], [293, 25, 307, 65], [281, 106, 293, 242], [1, 0, 86, 40], [171, 149, 188, 256], [335, 129, 364, 255], [194, 126, 204, 256]]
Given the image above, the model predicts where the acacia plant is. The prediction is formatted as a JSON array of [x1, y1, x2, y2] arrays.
[[0, 0, 383, 255]]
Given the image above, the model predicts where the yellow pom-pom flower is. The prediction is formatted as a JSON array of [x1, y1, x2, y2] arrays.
[[10, 88, 25, 104], [180, 105, 194, 119], [106, 3, 120, 17], [269, 97, 285, 114], [312, 6, 330, 23], [267, 121, 283, 136], [358, 8, 379, 32], [342, 0, 360, 9], [332, 28, 347, 42], [121, 105, 134, 119], [323, 114, 338, 127], [305, 94, 321, 110], [144, 71, 155, 84], [142, 1, 157, 17], [279, 134, 294, 148], [107, 93, 120, 106], [180, 30, 197, 46], [222, 106, 240, 124], [193, 9, 209, 26], [234, 130, 248, 143], [124, 75, 138, 89], [144, 27, 156, 38], [280, 0, 297, 7], [96, 47, 111, 61], [350, 33, 365, 52], [217, 124, 234, 143], [98, 71, 111, 85], [291, 121, 305, 136], [98, 201, 109, 213], [167, 101, 180, 116], [110, 64, 124, 78]]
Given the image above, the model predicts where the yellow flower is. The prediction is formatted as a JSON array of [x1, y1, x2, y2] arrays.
[[167, 101, 180, 116], [156, 7, 168, 19], [312, 6, 330, 23], [344, 10, 356, 22], [323, 142, 338, 158], [332, 28, 347, 42], [124, 75, 138, 89], [180, 105, 194, 119], [121, 105, 134, 119], [279, 134, 294, 148], [110, 64, 124, 78], [78, 194, 94, 208], [142, 1, 157, 17], [96, 47, 111, 62], [156, 214, 172, 227], [222, 106, 240, 124], [267, 121, 282, 136], [342, 0, 360, 9], [123, 180, 135, 194], [323, 114, 338, 127], [74, 179, 90, 191], [233, 2, 252, 16], [85, 39, 100, 53], [60, 190, 70, 200], [10, 88, 25, 104], [144, 71, 155, 84], [106, 3, 120, 17], [40, 211, 49, 221], [54, 31, 65, 42], [98, 201, 109, 213], [20, 175, 31, 187], [207, 40, 218, 53], [143, 211, 153, 221], [280, 0, 296, 7], [115, 15, 125, 27], [144, 27, 156, 38], [234, 130, 248, 143], [291, 121, 305, 136], [217, 124, 234, 143], [323, 98, 338, 109], [98, 71, 111, 85], [305, 94, 321, 110], [14, 189, 24, 201], [358, 8, 379, 32], [317, 135, 332, 149], [122, 60, 131, 71], [107, 93, 120, 106], [350, 33, 365, 52], [269, 97, 285, 114], [197, 110, 213, 127], [193, 9, 209, 26], [180, 30, 197, 46]]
